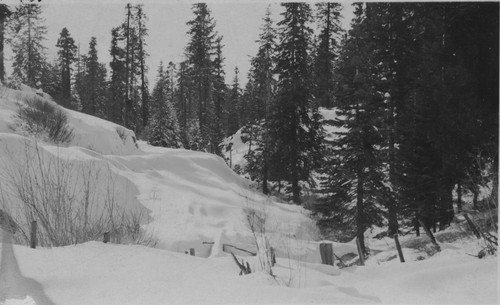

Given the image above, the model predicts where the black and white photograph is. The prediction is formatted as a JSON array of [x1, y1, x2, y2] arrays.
[[0, 0, 498, 304]]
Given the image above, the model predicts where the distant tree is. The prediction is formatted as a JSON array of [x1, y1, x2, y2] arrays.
[[148, 62, 181, 148], [0, 4, 12, 82], [40, 59, 60, 99], [226, 67, 241, 136], [134, 4, 149, 130], [9, 3, 47, 87], [108, 26, 127, 124], [185, 3, 217, 151], [80, 37, 107, 117], [56, 27, 77, 107], [313, 2, 343, 108], [211, 35, 226, 154]]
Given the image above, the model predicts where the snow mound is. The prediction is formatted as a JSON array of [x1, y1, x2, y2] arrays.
[[0, 85, 138, 155]]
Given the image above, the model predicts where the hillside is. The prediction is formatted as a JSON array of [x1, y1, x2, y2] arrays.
[[0, 85, 497, 305]]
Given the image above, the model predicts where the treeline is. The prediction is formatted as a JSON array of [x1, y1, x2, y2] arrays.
[[0, 3, 497, 252], [314, 3, 498, 252]]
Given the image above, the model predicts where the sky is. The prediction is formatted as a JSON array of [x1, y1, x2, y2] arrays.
[[5, 1, 354, 87]]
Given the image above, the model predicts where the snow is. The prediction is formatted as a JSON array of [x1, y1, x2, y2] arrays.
[[0, 86, 498, 304]]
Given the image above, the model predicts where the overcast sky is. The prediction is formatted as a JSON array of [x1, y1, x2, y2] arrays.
[[5, 1, 354, 86]]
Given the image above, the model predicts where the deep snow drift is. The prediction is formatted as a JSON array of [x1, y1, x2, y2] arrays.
[[0, 85, 497, 304]]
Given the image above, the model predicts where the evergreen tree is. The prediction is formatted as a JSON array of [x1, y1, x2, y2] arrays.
[[270, 3, 323, 203], [316, 3, 388, 252], [148, 62, 181, 148], [108, 26, 127, 124], [9, 3, 47, 87], [226, 67, 241, 136], [56, 27, 77, 107], [185, 3, 217, 151], [80, 37, 107, 117], [210, 35, 227, 154], [243, 6, 277, 194], [313, 2, 343, 108], [134, 4, 149, 130], [40, 59, 61, 99]]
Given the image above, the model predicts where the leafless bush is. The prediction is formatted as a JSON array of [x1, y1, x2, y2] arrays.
[[116, 127, 128, 143], [13, 96, 74, 144], [0, 141, 154, 247], [243, 198, 274, 276]]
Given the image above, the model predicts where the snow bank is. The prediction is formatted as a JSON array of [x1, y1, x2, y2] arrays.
[[0, 85, 139, 155]]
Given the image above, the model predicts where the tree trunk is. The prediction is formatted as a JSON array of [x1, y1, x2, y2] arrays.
[[0, 12, 5, 82], [356, 168, 366, 255], [387, 96, 399, 236], [457, 183, 462, 213]]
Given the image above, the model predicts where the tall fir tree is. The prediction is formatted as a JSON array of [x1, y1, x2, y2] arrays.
[[313, 2, 343, 108], [80, 37, 107, 117], [134, 4, 149, 130], [243, 6, 277, 194], [270, 3, 323, 203], [148, 62, 181, 148], [185, 3, 217, 151], [56, 27, 77, 108], [9, 3, 47, 87], [315, 3, 389, 252], [108, 26, 127, 124]]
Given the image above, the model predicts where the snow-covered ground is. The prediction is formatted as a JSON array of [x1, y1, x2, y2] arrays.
[[0, 86, 498, 304]]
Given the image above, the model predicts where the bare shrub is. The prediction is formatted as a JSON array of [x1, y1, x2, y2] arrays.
[[243, 198, 274, 276], [14, 96, 74, 144], [0, 141, 154, 247], [116, 127, 128, 143]]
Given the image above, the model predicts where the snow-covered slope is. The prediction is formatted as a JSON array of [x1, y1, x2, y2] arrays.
[[0, 86, 497, 305], [0, 84, 321, 260], [0, 86, 139, 155]]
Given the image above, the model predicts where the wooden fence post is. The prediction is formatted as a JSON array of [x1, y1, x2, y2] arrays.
[[394, 234, 405, 263], [30, 220, 37, 249], [270, 247, 276, 267], [355, 237, 365, 266], [189, 248, 195, 256], [319, 243, 334, 266], [103, 231, 110, 243]]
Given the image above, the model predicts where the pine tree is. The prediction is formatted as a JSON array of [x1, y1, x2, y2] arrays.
[[270, 3, 323, 203], [185, 3, 217, 151], [134, 4, 149, 130], [56, 27, 77, 108], [108, 26, 127, 124], [226, 67, 241, 136], [80, 37, 107, 117], [316, 3, 388, 252], [9, 3, 47, 87], [243, 6, 277, 194], [313, 2, 343, 108], [148, 62, 181, 148], [40, 59, 61, 99]]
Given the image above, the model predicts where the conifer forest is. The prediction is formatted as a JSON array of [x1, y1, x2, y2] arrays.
[[0, 1, 498, 254]]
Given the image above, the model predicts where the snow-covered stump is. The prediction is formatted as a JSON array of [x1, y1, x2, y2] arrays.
[[393, 234, 405, 263], [319, 243, 334, 266], [30, 220, 37, 249], [103, 231, 110, 243]]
